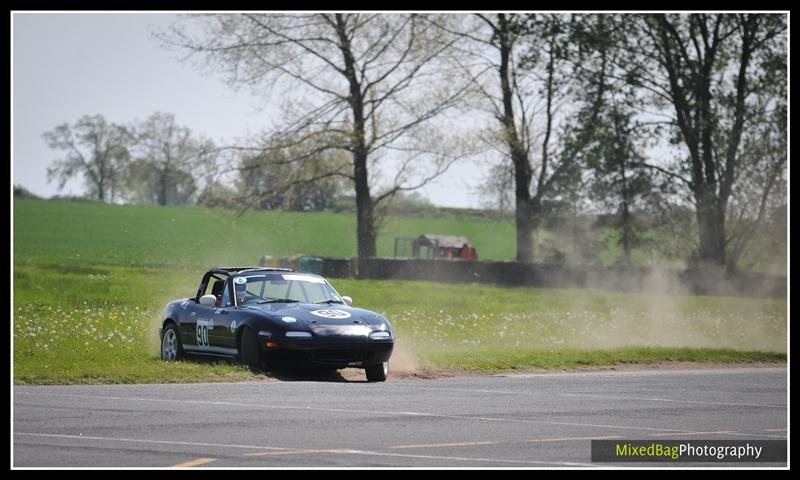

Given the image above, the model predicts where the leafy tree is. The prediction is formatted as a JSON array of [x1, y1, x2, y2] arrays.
[[43, 114, 131, 202], [583, 103, 656, 265], [13, 185, 41, 199], [196, 180, 240, 210], [625, 14, 787, 269], [124, 159, 198, 206], [237, 145, 349, 211], [566, 15, 657, 265], [126, 112, 214, 206]]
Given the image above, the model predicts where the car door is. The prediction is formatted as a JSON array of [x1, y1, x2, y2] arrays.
[[209, 277, 236, 349], [184, 301, 217, 351]]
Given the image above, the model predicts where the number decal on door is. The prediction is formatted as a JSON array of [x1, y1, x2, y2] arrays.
[[196, 319, 214, 346]]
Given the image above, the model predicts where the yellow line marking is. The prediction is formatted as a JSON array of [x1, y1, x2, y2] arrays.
[[170, 457, 217, 468], [528, 435, 622, 443], [764, 428, 787, 432], [243, 448, 349, 457], [387, 441, 498, 449], [651, 431, 735, 437]]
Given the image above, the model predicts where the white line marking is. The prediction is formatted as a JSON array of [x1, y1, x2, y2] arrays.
[[386, 441, 498, 449], [14, 432, 291, 451], [387, 385, 787, 409], [335, 449, 600, 467], [528, 435, 622, 443], [170, 457, 217, 468], [14, 391, 787, 438], [14, 432, 597, 467], [243, 448, 349, 457]]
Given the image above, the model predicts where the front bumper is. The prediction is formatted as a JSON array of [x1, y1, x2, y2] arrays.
[[263, 338, 394, 368]]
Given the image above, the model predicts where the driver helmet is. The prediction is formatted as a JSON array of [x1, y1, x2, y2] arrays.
[[234, 276, 248, 303]]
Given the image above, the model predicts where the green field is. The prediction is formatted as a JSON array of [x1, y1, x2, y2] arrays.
[[13, 199, 787, 384], [13, 198, 517, 268]]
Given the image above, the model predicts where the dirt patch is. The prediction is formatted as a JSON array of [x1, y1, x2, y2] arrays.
[[462, 361, 787, 379], [586, 360, 787, 372], [388, 360, 786, 381], [248, 360, 786, 383]]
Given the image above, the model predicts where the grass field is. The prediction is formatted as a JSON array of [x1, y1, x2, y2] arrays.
[[13, 199, 787, 384], [13, 198, 516, 267]]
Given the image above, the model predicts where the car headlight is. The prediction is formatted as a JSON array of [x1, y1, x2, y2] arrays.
[[285, 331, 312, 338], [369, 331, 392, 340]]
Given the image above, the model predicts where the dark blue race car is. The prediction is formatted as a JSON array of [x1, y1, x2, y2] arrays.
[[159, 267, 394, 381]]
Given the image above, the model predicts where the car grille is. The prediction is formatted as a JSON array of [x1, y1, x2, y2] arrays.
[[311, 349, 374, 364]]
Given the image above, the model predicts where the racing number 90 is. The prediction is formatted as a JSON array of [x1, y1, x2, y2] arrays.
[[196, 320, 212, 346]]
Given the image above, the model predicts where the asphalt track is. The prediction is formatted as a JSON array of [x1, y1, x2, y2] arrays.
[[13, 367, 787, 468]]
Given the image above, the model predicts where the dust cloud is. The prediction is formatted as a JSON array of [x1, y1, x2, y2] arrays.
[[388, 341, 419, 376], [567, 268, 786, 353]]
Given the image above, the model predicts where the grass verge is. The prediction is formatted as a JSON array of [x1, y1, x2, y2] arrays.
[[13, 263, 786, 384]]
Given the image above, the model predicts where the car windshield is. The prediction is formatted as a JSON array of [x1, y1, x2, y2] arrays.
[[234, 272, 344, 306]]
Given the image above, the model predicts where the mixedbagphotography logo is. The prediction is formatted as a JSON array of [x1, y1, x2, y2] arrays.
[[591, 440, 787, 463]]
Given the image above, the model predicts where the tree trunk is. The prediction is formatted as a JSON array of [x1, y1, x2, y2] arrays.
[[354, 150, 376, 259], [497, 13, 535, 263], [515, 196, 534, 263], [336, 14, 377, 260], [620, 200, 632, 265], [615, 109, 632, 265], [157, 169, 168, 206], [695, 195, 726, 267], [97, 160, 106, 202]]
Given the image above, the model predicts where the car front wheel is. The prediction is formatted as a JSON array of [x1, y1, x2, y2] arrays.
[[239, 328, 263, 371], [161, 323, 183, 361], [365, 361, 388, 382]]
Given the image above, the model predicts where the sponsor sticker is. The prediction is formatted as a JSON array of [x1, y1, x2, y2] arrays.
[[282, 316, 297, 323], [310, 309, 352, 319], [230, 320, 237, 333]]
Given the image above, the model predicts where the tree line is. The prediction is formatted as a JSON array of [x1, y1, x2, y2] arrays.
[[44, 112, 215, 206], [41, 13, 786, 273]]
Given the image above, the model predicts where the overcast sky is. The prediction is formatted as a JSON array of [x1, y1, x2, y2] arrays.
[[12, 12, 485, 208]]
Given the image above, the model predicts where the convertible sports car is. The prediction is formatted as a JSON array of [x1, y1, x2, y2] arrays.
[[159, 267, 394, 381]]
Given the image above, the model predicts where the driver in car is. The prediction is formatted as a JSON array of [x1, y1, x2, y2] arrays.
[[234, 277, 251, 304]]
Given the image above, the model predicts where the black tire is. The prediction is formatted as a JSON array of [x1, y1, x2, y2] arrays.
[[239, 328, 263, 371], [365, 361, 388, 382], [161, 323, 184, 361]]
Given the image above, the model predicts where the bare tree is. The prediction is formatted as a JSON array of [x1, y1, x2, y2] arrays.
[[161, 13, 472, 259], [432, 14, 604, 262], [127, 112, 215, 206], [724, 97, 786, 271], [43, 114, 131, 202]]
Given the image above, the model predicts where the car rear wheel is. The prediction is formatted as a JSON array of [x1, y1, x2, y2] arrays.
[[239, 328, 263, 371], [365, 361, 388, 382], [161, 323, 183, 361]]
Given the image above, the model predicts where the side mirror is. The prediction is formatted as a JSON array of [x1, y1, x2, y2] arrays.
[[341, 296, 353, 306], [199, 294, 216, 306]]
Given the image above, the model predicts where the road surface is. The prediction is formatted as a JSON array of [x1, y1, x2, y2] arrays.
[[13, 367, 787, 467]]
